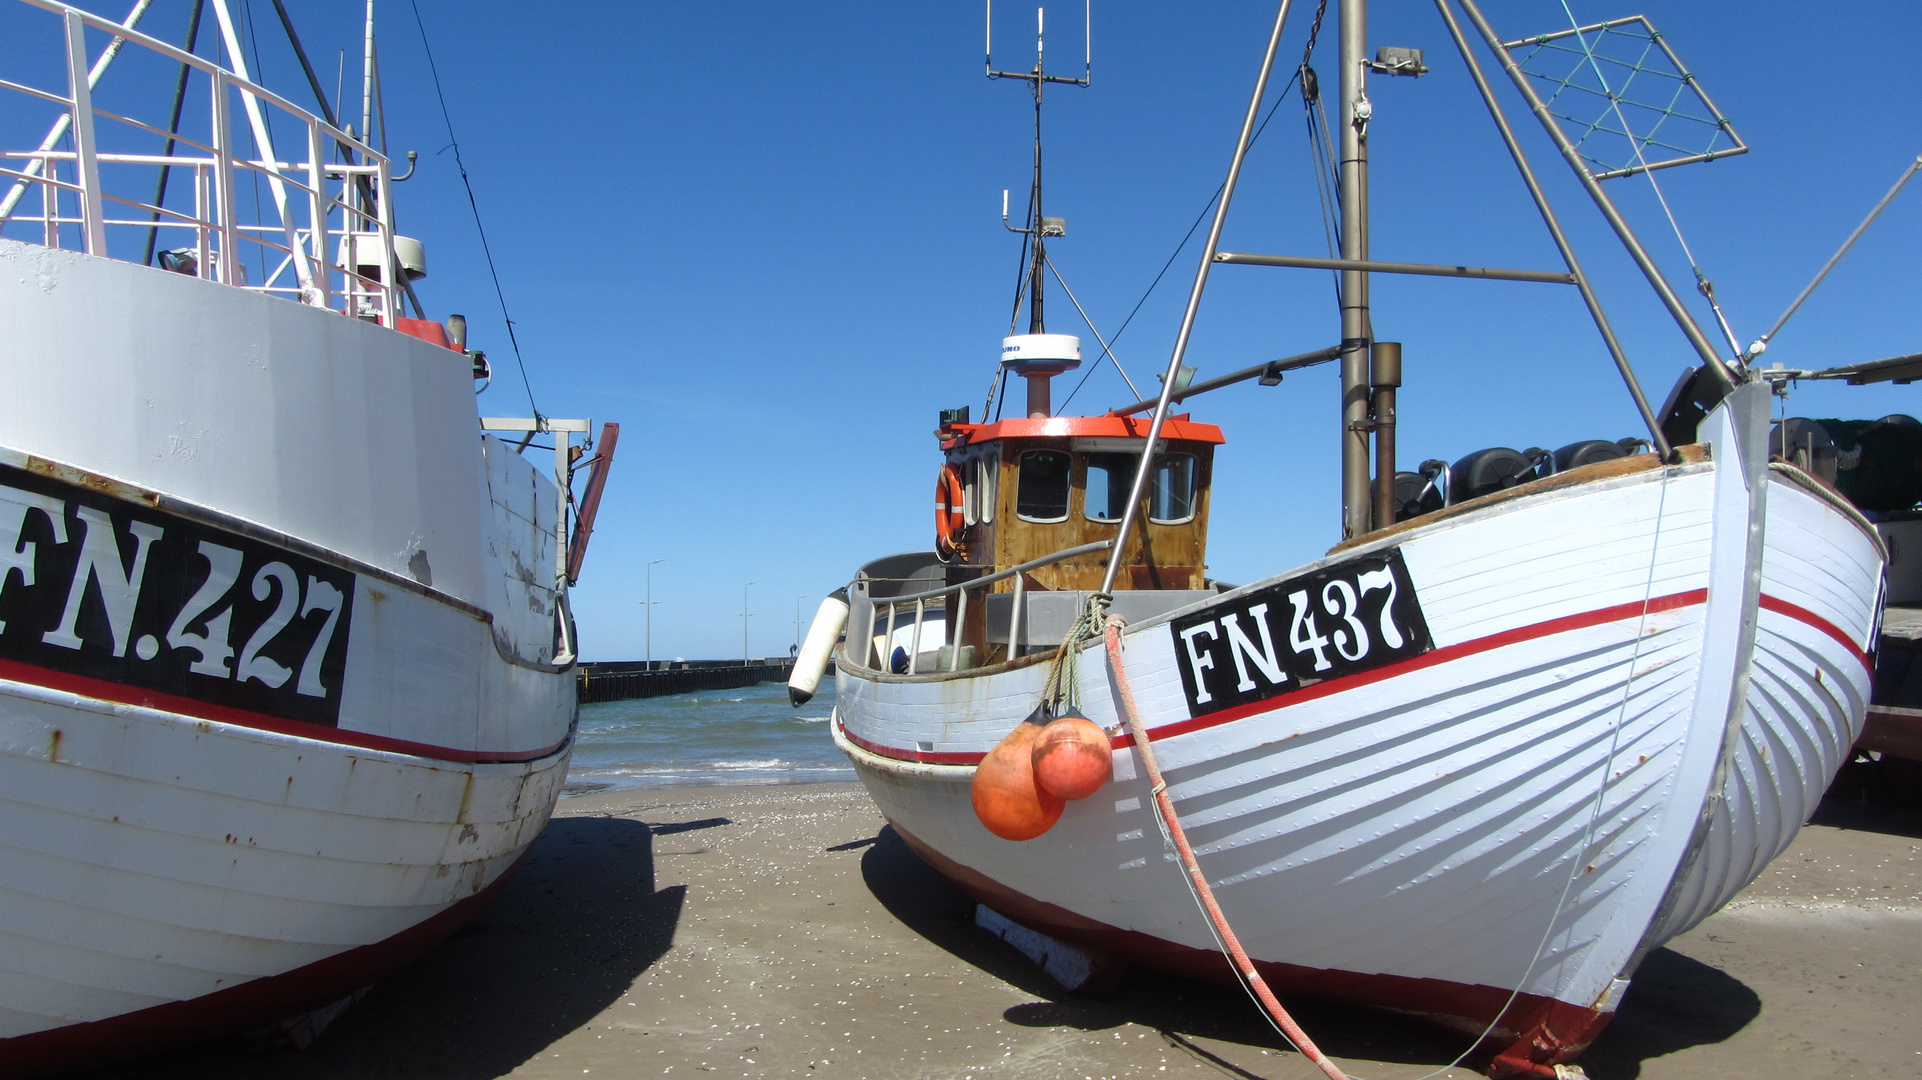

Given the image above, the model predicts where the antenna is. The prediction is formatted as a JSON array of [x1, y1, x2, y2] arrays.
[[987, 3, 1090, 339]]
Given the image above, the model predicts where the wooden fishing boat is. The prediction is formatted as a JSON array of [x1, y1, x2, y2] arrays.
[[0, 1, 614, 1071], [796, 3, 1883, 1076]]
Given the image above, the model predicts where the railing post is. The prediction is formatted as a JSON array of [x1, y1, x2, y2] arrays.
[[306, 120, 328, 308], [1010, 574, 1026, 659], [951, 588, 969, 671], [862, 585, 877, 669], [194, 162, 210, 278], [209, 74, 238, 286], [908, 599, 924, 675], [63, 11, 106, 256], [375, 154, 398, 322]]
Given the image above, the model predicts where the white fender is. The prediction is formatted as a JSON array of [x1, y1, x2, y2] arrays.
[[789, 589, 849, 707]]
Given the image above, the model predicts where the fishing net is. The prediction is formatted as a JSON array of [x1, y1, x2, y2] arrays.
[[1503, 14, 1744, 181]]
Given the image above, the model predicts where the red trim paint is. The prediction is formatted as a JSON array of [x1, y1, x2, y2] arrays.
[[941, 413, 1226, 450], [0, 848, 529, 1078], [1758, 594, 1871, 670], [0, 658, 567, 765], [851, 588, 1709, 766], [888, 823, 1610, 1074], [394, 317, 459, 351], [847, 587, 1878, 767], [1118, 588, 1708, 748]]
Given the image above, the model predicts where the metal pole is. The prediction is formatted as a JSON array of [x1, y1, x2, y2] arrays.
[[0, 0, 155, 223], [1338, 0, 1372, 537], [1751, 153, 1922, 356], [742, 581, 756, 667], [1096, 0, 1295, 597], [1433, 0, 1672, 460], [1453, 0, 1737, 393], [646, 558, 664, 669]]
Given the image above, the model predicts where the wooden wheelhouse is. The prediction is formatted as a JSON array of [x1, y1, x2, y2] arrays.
[[935, 411, 1225, 665]]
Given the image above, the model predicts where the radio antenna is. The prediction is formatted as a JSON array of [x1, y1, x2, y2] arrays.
[[988, 2, 1090, 335]]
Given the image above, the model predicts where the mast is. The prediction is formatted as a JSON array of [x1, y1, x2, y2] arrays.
[[1027, 10, 1046, 337], [1337, 0, 1371, 538], [990, 3, 1088, 417]]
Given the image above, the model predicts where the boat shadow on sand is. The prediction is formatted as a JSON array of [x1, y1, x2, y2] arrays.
[[70, 814, 694, 1080], [860, 825, 1758, 1080]]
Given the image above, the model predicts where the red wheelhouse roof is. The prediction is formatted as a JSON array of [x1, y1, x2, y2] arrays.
[[940, 414, 1226, 450]]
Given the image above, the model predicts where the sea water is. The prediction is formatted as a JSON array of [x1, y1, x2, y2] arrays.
[[563, 674, 852, 794]]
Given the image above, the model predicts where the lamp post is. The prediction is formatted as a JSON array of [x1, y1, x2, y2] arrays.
[[794, 594, 809, 656], [741, 581, 757, 667], [644, 558, 665, 670]]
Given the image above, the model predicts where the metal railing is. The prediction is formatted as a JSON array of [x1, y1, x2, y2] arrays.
[[0, 0, 402, 321], [852, 540, 1113, 675]]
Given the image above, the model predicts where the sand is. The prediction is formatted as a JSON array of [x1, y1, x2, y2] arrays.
[[75, 783, 1922, 1080]]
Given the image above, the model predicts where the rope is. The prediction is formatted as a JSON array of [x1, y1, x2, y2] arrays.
[[407, 0, 541, 420], [1102, 613, 1352, 1080], [1039, 594, 1107, 714], [1550, 3, 1745, 364], [1096, 447, 1670, 1078]]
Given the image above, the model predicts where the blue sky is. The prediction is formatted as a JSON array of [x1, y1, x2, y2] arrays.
[[13, 1, 1921, 660]]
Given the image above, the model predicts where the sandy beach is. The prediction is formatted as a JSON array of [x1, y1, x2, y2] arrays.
[[73, 782, 1921, 1080]]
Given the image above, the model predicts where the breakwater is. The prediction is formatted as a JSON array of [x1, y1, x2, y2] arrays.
[[577, 658, 799, 703]]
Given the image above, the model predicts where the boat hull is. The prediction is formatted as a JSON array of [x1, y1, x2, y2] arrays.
[[833, 390, 1881, 1074], [0, 678, 568, 1073], [0, 240, 578, 1069]]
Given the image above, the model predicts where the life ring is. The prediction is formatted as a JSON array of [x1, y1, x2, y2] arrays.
[[935, 463, 966, 559]]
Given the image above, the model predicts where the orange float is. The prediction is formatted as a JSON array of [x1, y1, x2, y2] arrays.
[[971, 719, 1064, 841], [1031, 713, 1113, 801]]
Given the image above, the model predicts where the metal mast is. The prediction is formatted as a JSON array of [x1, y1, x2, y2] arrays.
[[990, 3, 1089, 415], [1337, 0, 1371, 538]]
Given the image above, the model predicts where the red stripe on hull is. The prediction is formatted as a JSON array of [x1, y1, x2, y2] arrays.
[[888, 822, 1611, 1076], [1757, 594, 1872, 670], [0, 848, 530, 1077], [846, 587, 1876, 767], [849, 589, 1709, 766], [0, 657, 567, 764]]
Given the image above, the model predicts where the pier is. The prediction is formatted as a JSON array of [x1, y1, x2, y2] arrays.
[[576, 658, 800, 703]]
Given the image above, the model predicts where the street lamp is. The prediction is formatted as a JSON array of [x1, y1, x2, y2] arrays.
[[794, 594, 810, 657], [741, 581, 757, 667], [645, 558, 665, 670]]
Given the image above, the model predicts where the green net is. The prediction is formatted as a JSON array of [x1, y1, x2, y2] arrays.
[[1504, 15, 1744, 181]]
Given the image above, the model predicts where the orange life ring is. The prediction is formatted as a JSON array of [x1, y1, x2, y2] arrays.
[[935, 463, 966, 559]]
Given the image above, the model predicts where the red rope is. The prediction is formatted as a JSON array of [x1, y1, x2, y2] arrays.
[[1103, 616, 1352, 1080]]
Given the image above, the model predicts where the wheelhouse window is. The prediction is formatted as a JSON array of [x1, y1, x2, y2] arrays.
[[1083, 452, 1138, 522], [1015, 449, 1071, 522], [1148, 453, 1198, 524]]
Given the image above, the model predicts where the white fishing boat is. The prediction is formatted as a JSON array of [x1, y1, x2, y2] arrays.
[[0, 1, 614, 1071], [796, 4, 1884, 1076]]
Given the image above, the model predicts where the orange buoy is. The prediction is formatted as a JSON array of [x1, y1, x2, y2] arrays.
[[971, 719, 1064, 841], [1032, 713, 1113, 801]]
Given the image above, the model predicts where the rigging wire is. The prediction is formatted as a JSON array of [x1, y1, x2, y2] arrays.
[[407, 0, 541, 418], [1044, 253, 1140, 399], [1056, 0, 1329, 414], [142, 0, 206, 268], [1556, 1, 1745, 363], [984, 183, 1039, 421]]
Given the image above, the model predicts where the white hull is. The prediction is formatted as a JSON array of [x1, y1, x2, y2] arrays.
[[0, 240, 577, 1069], [833, 388, 1881, 1074]]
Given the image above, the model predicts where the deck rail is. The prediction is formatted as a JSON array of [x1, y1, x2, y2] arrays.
[[0, 0, 402, 321], [851, 539, 1114, 675]]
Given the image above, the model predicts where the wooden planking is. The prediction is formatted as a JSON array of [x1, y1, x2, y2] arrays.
[[955, 438, 1214, 593]]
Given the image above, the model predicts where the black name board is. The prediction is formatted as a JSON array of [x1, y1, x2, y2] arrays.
[[1171, 548, 1430, 717], [0, 464, 355, 726]]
